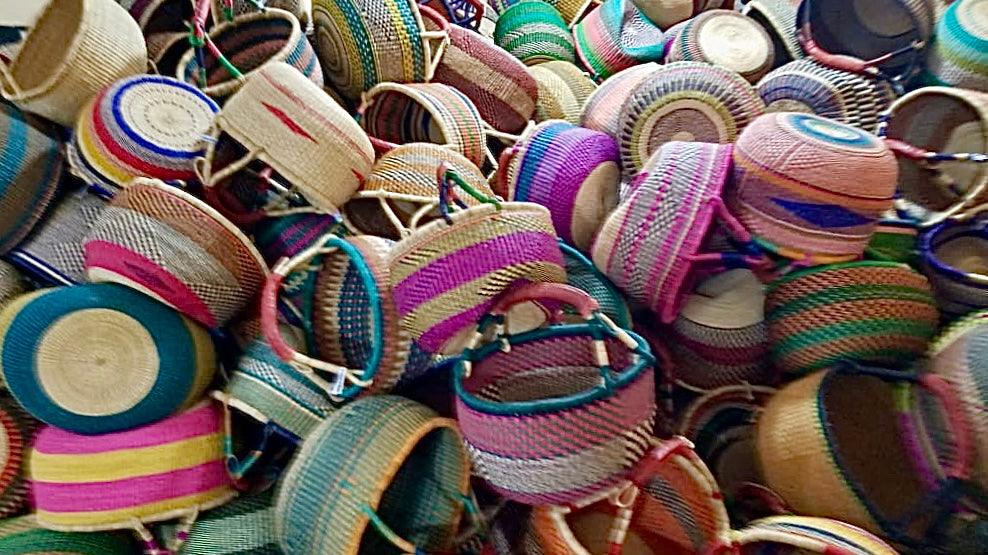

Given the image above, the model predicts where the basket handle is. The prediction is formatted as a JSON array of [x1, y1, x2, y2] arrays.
[[216, 391, 289, 483], [492, 282, 600, 319], [437, 164, 501, 224], [418, 5, 452, 82], [0, 55, 24, 100], [133, 508, 199, 554]]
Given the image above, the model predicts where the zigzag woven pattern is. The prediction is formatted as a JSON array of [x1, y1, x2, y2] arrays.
[[494, 1, 575, 65]]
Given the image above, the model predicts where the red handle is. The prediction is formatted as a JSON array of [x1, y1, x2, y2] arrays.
[[418, 4, 452, 31], [629, 437, 695, 487], [885, 138, 931, 161], [491, 283, 599, 318], [260, 271, 295, 362], [799, 28, 870, 73]]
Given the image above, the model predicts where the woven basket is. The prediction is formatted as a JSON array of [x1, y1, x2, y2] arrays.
[[617, 61, 765, 178], [0, 514, 136, 555], [420, 0, 486, 29], [0, 283, 216, 434], [389, 174, 566, 354], [275, 395, 471, 554], [211, 0, 310, 26], [741, 0, 804, 65], [920, 216, 988, 318], [0, 262, 25, 310], [495, 1, 575, 65], [529, 62, 597, 124], [344, 143, 494, 240], [593, 141, 765, 324], [727, 112, 898, 263], [580, 63, 658, 137], [629, 0, 718, 29], [925, 0, 988, 92], [865, 217, 919, 264], [455, 283, 656, 505], [311, 0, 448, 99], [360, 82, 491, 170], [500, 120, 620, 250], [878, 86, 988, 227], [0, 397, 37, 519], [84, 178, 268, 328], [0, 0, 146, 127], [560, 241, 632, 329], [757, 59, 896, 134], [727, 515, 900, 554], [670, 269, 772, 391], [573, 0, 664, 80], [665, 10, 774, 83], [524, 439, 732, 554], [765, 261, 938, 376], [68, 75, 219, 195], [158, 488, 279, 554], [0, 102, 62, 255]]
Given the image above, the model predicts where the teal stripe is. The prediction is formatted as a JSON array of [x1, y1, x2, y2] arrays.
[[772, 318, 936, 359], [0, 105, 29, 197], [0, 105, 60, 251], [767, 285, 935, 321]]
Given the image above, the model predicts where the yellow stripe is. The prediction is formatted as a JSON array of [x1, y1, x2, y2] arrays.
[[179, 320, 218, 409], [76, 108, 134, 185], [37, 488, 234, 528], [29, 433, 224, 483]]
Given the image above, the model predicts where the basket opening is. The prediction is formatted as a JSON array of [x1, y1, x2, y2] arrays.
[[363, 91, 448, 148], [190, 14, 295, 87], [10, 0, 83, 93], [312, 246, 382, 369], [360, 426, 465, 554], [343, 197, 432, 241], [566, 507, 697, 555], [810, 0, 919, 68], [937, 236, 988, 277], [144, 0, 196, 34]]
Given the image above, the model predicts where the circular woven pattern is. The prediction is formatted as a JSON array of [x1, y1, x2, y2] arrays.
[[742, 0, 804, 64], [726, 112, 898, 262], [925, 0, 988, 92], [529, 62, 598, 124], [0, 262, 25, 310], [0, 397, 36, 519], [275, 396, 470, 554], [83, 179, 268, 329], [0, 102, 63, 256], [580, 62, 659, 138], [573, 0, 665, 80], [68, 75, 219, 193], [757, 59, 895, 134], [0, 514, 135, 554], [494, 0, 575, 65], [0, 284, 216, 434], [665, 10, 775, 83], [765, 261, 939, 376], [920, 218, 988, 318], [617, 61, 764, 179]]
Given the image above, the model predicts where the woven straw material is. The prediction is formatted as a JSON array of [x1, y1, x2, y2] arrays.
[[504, 121, 620, 250], [733, 515, 900, 554], [580, 63, 659, 138], [665, 10, 774, 83], [344, 143, 493, 240], [0, 262, 24, 310], [925, 0, 988, 92], [573, 0, 665, 80], [0, 0, 146, 127], [495, 1, 575, 65], [158, 488, 279, 554], [765, 261, 938, 376], [561, 242, 633, 329], [529, 62, 597, 124], [211, 61, 373, 214], [670, 269, 772, 390], [866, 218, 918, 264], [741, 0, 803, 64], [617, 61, 764, 179], [592, 141, 734, 323], [275, 396, 470, 554], [0, 283, 216, 434], [28, 401, 235, 531], [921, 219, 988, 318], [213, 0, 310, 26], [757, 59, 895, 134], [84, 179, 268, 329], [0, 397, 37, 519], [362, 83, 488, 169], [253, 213, 345, 266], [178, 8, 321, 100], [311, 0, 438, 99], [68, 75, 219, 193], [0, 514, 135, 554], [0, 102, 61, 256], [629, 0, 711, 29], [726, 112, 898, 262], [389, 202, 566, 354]]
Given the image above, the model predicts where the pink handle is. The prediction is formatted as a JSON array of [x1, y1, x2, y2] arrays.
[[885, 138, 932, 161], [418, 4, 452, 31], [799, 30, 870, 73], [920, 373, 973, 480], [260, 271, 295, 362], [491, 283, 599, 318], [629, 437, 695, 486]]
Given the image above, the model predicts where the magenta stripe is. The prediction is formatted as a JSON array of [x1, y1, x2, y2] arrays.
[[416, 299, 498, 353], [33, 461, 229, 513], [32, 404, 221, 455]]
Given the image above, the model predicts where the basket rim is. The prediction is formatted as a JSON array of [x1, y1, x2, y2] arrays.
[[765, 260, 913, 292]]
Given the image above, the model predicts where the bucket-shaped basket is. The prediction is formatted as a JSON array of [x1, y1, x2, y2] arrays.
[[925, 0, 988, 92], [0, 397, 37, 519], [0, 515, 136, 555], [765, 261, 939, 376], [617, 61, 765, 179], [727, 112, 899, 263], [573, 0, 665, 81], [726, 515, 900, 554], [664, 10, 775, 83], [275, 396, 472, 555], [0, 0, 147, 127], [580, 62, 658, 138], [920, 213, 988, 317], [494, 1, 576, 65], [530, 62, 598, 124], [0, 283, 217, 435], [742, 0, 804, 65], [455, 283, 657, 505]]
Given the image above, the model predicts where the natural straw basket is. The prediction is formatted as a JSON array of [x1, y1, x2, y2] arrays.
[[0, 283, 217, 435], [455, 283, 657, 505], [741, 0, 804, 66], [275, 396, 472, 555], [629, 0, 726, 29], [724, 515, 900, 554], [529, 62, 597, 124], [494, 1, 575, 65], [580, 63, 658, 138], [920, 214, 988, 318], [664, 10, 775, 83], [573, 0, 665, 81], [0, 396, 37, 519], [0, 0, 147, 127], [0, 515, 135, 555], [925, 0, 988, 92]]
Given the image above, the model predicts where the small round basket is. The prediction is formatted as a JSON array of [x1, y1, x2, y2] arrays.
[[580, 62, 659, 138], [664, 10, 775, 83], [741, 0, 804, 65], [925, 0, 988, 92], [494, 0, 575, 65], [530, 61, 598, 124], [920, 215, 988, 318], [573, 0, 665, 80]]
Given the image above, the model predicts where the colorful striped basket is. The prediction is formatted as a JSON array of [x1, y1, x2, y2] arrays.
[[83, 178, 268, 329], [201, 62, 374, 225], [726, 515, 900, 554], [529, 62, 597, 124], [524, 439, 733, 554], [573, 0, 665, 80], [878, 86, 988, 227], [925, 0, 988, 92], [499, 120, 621, 251], [580, 62, 659, 138], [0, 262, 25, 310], [275, 395, 472, 555], [670, 269, 772, 391], [67, 75, 219, 195], [920, 216, 988, 318], [0, 283, 216, 434], [0, 514, 136, 555], [0, 0, 147, 127], [756, 59, 896, 134], [865, 217, 919, 264], [741, 0, 804, 65], [389, 172, 566, 355], [664, 10, 775, 83], [310, 0, 449, 99], [455, 283, 657, 505], [177, 8, 322, 100], [726, 112, 899, 263], [158, 489, 279, 554], [0, 102, 62, 255], [494, 1, 576, 65], [592, 141, 765, 324], [617, 61, 765, 178], [0, 396, 37, 519], [344, 143, 494, 240], [560, 241, 633, 329], [765, 261, 939, 376]]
